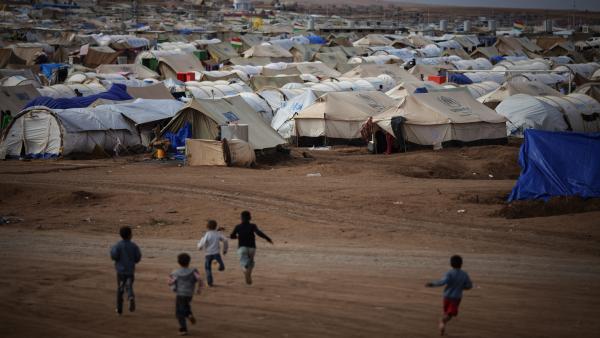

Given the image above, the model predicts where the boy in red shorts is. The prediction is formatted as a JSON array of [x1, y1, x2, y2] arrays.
[[426, 255, 473, 336]]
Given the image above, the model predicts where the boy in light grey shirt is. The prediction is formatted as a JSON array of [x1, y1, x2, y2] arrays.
[[168, 253, 202, 336]]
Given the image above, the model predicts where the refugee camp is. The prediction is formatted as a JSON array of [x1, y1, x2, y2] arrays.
[[1, 0, 600, 337]]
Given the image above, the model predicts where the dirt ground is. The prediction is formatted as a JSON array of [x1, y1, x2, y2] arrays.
[[1, 145, 599, 337]]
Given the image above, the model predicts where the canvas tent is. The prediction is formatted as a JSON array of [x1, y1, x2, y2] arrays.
[[374, 89, 507, 147], [0, 105, 139, 159], [271, 89, 318, 139], [207, 42, 239, 63], [96, 64, 159, 79], [479, 79, 561, 108], [83, 46, 121, 68], [250, 75, 303, 91], [342, 64, 417, 83], [160, 96, 285, 150], [495, 93, 600, 136], [158, 53, 204, 80], [294, 91, 396, 140], [243, 44, 293, 63], [0, 84, 41, 116]]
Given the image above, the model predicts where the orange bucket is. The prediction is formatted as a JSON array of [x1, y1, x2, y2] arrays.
[[156, 148, 166, 159]]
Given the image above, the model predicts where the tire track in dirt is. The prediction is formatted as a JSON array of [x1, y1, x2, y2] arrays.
[[7, 177, 598, 256]]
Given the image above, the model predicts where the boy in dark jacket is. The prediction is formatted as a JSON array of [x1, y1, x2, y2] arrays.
[[168, 253, 202, 336], [230, 211, 273, 285], [426, 255, 473, 336], [110, 226, 142, 315]]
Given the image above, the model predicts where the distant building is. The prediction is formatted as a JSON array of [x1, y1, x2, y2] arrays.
[[233, 0, 253, 11]]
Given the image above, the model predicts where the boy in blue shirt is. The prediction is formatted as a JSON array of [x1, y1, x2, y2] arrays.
[[426, 255, 473, 336], [110, 226, 142, 315]]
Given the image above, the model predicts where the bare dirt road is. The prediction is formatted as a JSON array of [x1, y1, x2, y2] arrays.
[[1, 146, 599, 337]]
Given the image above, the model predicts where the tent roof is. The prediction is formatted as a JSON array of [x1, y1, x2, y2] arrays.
[[378, 89, 506, 125], [165, 96, 285, 150], [342, 63, 417, 83], [296, 91, 395, 121], [158, 53, 203, 73], [96, 63, 159, 79], [243, 44, 293, 58]]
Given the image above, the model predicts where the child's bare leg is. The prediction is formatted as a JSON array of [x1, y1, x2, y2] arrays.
[[439, 315, 452, 336]]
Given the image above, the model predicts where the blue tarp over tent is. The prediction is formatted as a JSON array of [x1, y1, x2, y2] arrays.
[[307, 35, 326, 44], [24, 84, 132, 110], [448, 73, 473, 85], [508, 129, 600, 202], [40, 63, 68, 79]]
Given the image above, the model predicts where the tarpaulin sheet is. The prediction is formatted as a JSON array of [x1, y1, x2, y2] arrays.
[[508, 129, 600, 201], [40, 63, 67, 79], [24, 84, 132, 110]]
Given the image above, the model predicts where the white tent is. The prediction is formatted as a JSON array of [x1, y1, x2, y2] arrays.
[[1, 106, 135, 158], [495, 94, 570, 136], [464, 81, 501, 99], [295, 91, 396, 139], [374, 89, 507, 147], [495, 93, 600, 136], [271, 89, 318, 139]]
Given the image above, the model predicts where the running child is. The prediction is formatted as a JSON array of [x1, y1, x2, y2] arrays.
[[230, 211, 273, 285], [110, 226, 142, 315], [169, 253, 202, 336], [426, 255, 473, 336], [197, 220, 228, 286]]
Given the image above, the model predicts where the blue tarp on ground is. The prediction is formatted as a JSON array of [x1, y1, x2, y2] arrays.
[[24, 84, 132, 110], [508, 129, 600, 202]]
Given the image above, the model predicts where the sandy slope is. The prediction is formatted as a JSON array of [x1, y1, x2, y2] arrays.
[[0, 146, 599, 337]]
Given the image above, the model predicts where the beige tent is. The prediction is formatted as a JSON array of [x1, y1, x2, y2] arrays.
[[494, 37, 526, 57], [374, 89, 507, 147], [185, 138, 255, 167], [83, 46, 120, 68], [0, 84, 40, 116], [386, 81, 444, 100], [251, 75, 304, 91], [295, 91, 396, 139], [207, 42, 239, 63], [313, 52, 348, 70], [290, 44, 321, 62], [295, 62, 341, 79], [353, 34, 393, 47], [96, 64, 159, 79], [342, 64, 417, 83], [127, 83, 173, 100], [157, 53, 204, 79], [470, 46, 500, 60], [229, 56, 272, 66], [243, 44, 293, 63], [161, 96, 285, 150]]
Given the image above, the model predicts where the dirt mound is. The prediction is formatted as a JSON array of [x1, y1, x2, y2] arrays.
[[456, 191, 509, 205], [393, 145, 520, 180], [498, 197, 600, 219]]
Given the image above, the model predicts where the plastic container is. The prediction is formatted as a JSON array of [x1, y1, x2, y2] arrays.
[[428, 75, 447, 84]]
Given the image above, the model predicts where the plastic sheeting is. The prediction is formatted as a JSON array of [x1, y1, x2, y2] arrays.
[[25, 84, 132, 110], [271, 89, 318, 139], [495, 94, 568, 136], [508, 129, 600, 201]]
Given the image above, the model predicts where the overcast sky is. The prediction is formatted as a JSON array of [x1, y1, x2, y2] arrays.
[[397, 0, 600, 10]]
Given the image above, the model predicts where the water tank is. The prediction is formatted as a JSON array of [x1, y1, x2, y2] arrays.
[[544, 20, 553, 33], [440, 19, 448, 32], [488, 20, 496, 31], [233, 0, 252, 11], [463, 20, 471, 32], [221, 124, 249, 142], [308, 17, 315, 31]]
